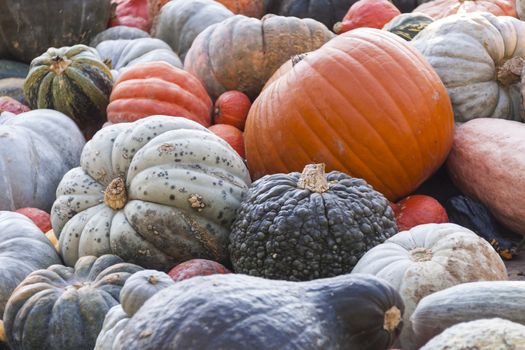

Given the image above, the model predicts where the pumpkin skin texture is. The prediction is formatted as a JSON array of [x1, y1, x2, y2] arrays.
[[15, 208, 52, 232], [0, 212, 61, 320], [391, 195, 448, 231], [411, 281, 525, 349], [4, 254, 143, 350], [109, 0, 150, 32], [51, 116, 251, 270], [151, 0, 234, 62], [0, 96, 30, 114], [184, 14, 335, 100], [217, 0, 264, 17], [447, 118, 525, 236], [414, 0, 517, 20], [245, 28, 454, 201], [265, 0, 354, 29], [352, 223, 508, 350], [213, 90, 251, 130], [382, 13, 434, 41], [208, 124, 245, 159], [230, 164, 398, 281], [120, 270, 175, 316], [107, 61, 212, 126], [0, 0, 112, 63], [333, 0, 401, 34], [168, 259, 231, 281], [24, 45, 114, 138], [0, 60, 29, 79], [90, 26, 151, 48], [420, 318, 525, 350], [0, 110, 85, 211], [411, 13, 525, 123], [116, 273, 405, 350]]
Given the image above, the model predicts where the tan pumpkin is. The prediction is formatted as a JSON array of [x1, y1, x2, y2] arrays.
[[414, 0, 517, 20]]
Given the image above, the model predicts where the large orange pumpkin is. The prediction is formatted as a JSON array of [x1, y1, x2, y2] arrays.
[[245, 28, 454, 201], [216, 0, 264, 17], [107, 61, 212, 126], [414, 0, 517, 20]]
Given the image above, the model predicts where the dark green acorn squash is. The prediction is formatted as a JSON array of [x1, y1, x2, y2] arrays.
[[117, 273, 405, 350], [4, 255, 143, 350], [0, 0, 111, 63], [89, 26, 151, 48], [24, 45, 113, 138], [0, 60, 29, 79], [229, 163, 398, 281], [383, 13, 434, 41]]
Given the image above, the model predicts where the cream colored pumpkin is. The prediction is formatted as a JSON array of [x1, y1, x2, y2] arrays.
[[411, 12, 525, 123], [51, 116, 251, 270], [351, 223, 508, 350]]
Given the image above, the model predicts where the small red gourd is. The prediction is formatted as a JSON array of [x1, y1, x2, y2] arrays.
[[391, 195, 448, 231], [109, 0, 151, 32], [209, 124, 245, 159], [168, 259, 231, 282], [213, 90, 251, 130], [14, 207, 52, 232], [334, 0, 401, 34], [0, 96, 30, 114]]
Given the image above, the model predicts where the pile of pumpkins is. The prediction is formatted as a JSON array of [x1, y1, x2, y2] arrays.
[[1, 0, 525, 349]]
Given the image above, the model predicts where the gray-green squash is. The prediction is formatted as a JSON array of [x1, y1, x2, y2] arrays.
[[0, 60, 29, 79], [90, 26, 151, 48], [0, 109, 85, 211], [3, 255, 143, 350], [51, 116, 251, 270]]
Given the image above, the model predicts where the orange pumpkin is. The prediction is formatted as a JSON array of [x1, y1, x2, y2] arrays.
[[333, 0, 401, 34], [245, 28, 454, 201], [414, 0, 517, 20], [107, 61, 212, 126], [391, 195, 449, 231], [209, 124, 245, 159], [216, 0, 264, 17], [213, 90, 251, 130]]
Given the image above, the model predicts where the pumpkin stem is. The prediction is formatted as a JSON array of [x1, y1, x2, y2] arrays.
[[297, 163, 330, 193], [147, 275, 159, 285], [333, 22, 343, 35], [410, 247, 433, 262], [496, 57, 524, 86], [103, 58, 113, 70], [383, 306, 401, 332], [104, 177, 128, 210], [50, 56, 72, 75]]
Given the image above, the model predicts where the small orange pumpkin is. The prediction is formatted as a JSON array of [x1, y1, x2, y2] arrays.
[[414, 0, 517, 20], [209, 124, 245, 159], [334, 0, 401, 34], [391, 195, 449, 231], [213, 90, 251, 130], [15, 207, 52, 232], [107, 61, 212, 126]]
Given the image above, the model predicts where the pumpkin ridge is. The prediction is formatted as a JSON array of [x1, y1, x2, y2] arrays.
[[36, 73, 56, 109], [65, 66, 110, 114], [107, 98, 203, 124], [51, 75, 77, 120]]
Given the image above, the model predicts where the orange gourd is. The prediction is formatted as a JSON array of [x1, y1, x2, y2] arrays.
[[245, 28, 454, 201], [216, 0, 264, 17], [414, 0, 516, 20], [391, 195, 449, 231], [107, 61, 212, 126], [209, 124, 245, 159], [334, 0, 401, 34], [213, 90, 251, 130]]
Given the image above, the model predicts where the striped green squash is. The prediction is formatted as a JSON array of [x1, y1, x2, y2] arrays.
[[24, 45, 113, 138]]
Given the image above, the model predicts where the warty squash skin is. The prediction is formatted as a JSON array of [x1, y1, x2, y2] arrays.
[[184, 14, 335, 100], [24, 45, 114, 138], [411, 281, 525, 349], [229, 164, 398, 281], [0, 109, 85, 211], [115, 273, 405, 350], [4, 255, 143, 350], [352, 223, 508, 350], [411, 12, 525, 123], [51, 116, 251, 270], [151, 0, 234, 62], [246, 28, 454, 201]]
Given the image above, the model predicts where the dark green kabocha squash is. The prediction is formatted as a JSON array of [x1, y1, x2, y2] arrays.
[[115, 273, 405, 350], [3, 255, 143, 350], [23, 45, 113, 138], [229, 163, 398, 281], [383, 13, 434, 41]]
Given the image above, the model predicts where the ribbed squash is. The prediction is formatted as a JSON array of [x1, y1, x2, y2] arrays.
[[414, 0, 517, 20], [24, 45, 113, 137], [246, 28, 454, 201]]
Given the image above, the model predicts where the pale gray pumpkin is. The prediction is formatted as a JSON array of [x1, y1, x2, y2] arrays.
[[95, 38, 183, 81], [94, 306, 129, 350], [411, 12, 525, 123], [151, 0, 234, 62], [352, 223, 508, 350], [0, 109, 85, 211], [90, 26, 150, 47], [420, 318, 525, 350], [51, 116, 251, 270]]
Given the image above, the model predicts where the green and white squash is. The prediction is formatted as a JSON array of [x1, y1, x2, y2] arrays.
[[51, 116, 251, 270], [383, 13, 433, 41], [411, 13, 525, 123], [0, 109, 85, 211], [3, 254, 143, 350], [24, 45, 113, 137]]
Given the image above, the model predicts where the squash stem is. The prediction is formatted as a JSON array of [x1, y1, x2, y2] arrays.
[[496, 57, 524, 86], [104, 177, 128, 210], [297, 163, 329, 193]]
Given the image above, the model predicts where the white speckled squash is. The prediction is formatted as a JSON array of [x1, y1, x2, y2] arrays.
[[0, 109, 85, 211], [411, 12, 525, 123], [351, 223, 508, 350], [51, 115, 251, 270], [420, 318, 525, 350]]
